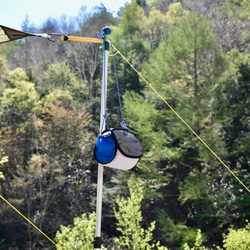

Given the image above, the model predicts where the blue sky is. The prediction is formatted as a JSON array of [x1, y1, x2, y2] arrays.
[[0, 0, 131, 30]]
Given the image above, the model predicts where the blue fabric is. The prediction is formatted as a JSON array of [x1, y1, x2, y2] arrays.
[[95, 134, 116, 164]]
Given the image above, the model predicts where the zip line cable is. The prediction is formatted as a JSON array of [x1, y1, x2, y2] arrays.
[[108, 41, 250, 194], [0, 195, 56, 245]]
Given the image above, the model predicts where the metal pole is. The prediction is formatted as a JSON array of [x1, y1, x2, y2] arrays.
[[93, 27, 111, 250]]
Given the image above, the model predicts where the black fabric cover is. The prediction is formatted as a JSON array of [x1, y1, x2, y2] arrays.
[[111, 128, 143, 159]]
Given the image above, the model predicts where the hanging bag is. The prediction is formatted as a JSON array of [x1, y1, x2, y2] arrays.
[[95, 128, 143, 170]]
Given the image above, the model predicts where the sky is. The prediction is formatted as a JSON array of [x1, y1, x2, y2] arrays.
[[0, 0, 131, 30]]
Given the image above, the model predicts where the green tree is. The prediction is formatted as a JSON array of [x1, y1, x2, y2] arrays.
[[210, 50, 250, 232], [1, 68, 40, 114], [113, 175, 158, 249], [119, 1, 145, 37], [224, 0, 250, 19], [123, 10, 226, 248], [183, 229, 209, 250], [107, 1, 149, 127], [0, 68, 43, 248], [55, 175, 171, 249], [0, 134, 8, 180], [183, 221, 250, 249], [141, 3, 188, 50], [110, 0, 148, 78], [0, 68, 41, 165], [0, 64, 95, 248], [0, 42, 20, 59], [56, 212, 96, 250], [222, 221, 250, 249], [37, 61, 83, 106], [0, 100, 94, 248], [55, 175, 169, 249]]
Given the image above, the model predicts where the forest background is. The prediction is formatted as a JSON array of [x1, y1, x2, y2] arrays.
[[0, 0, 250, 249]]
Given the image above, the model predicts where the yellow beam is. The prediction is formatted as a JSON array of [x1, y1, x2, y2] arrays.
[[61, 35, 103, 44]]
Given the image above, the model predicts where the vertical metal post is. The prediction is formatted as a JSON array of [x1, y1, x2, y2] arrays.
[[93, 27, 111, 250]]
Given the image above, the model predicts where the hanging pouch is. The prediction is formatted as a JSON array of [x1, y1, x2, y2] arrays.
[[94, 128, 143, 170], [94, 130, 116, 164]]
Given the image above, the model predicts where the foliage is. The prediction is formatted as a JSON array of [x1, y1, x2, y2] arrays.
[[119, 1, 145, 36], [210, 51, 250, 230], [0, 42, 20, 59], [183, 229, 209, 250], [124, 9, 226, 248], [0, 134, 8, 180], [178, 168, 211, 205], [1, 68, 41, 115], [222, 221, 250, 249], [184, 221, 250, 249], [224, 0, 250, 19], [113, 175, 158, 249], [55, 178, 250, 250], [0, 66, 94, 248], [38, 61, 81, 95], [55, 175, 169, 249], [56, 212, 96, 250], [0, 155, 8, 165]]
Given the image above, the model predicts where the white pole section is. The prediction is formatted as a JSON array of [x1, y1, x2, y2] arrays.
[[94, 36, 110, 249]]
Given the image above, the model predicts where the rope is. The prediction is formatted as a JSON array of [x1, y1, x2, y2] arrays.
[[110, 42, 127, 128], [0, 195, 56, 245], [96, 31, 104, 40], [108, 41, 250, 194]]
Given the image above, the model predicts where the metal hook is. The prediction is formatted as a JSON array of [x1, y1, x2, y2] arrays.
[[48, 33, 63, 42]]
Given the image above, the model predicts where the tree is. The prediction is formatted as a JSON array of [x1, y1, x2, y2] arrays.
[[0, 99, 94, 248], [2, 0, 250, 247], [210, 3, 250, 53], [224, 0, 250, 19], [141, 3, 188, 50], [66, 41, 102, 104], [56, 212, 96, 250], [222, 221, 250, 249], [119, 1, 145, 37], [0, 63, 96, 248], [0, 68, 43, 248], [9, 16, 63, 71], [1, 68, 40, 114], [183, 221, 250, 249], [21, 15, 35, 34], [0, 68, 41, 166], [123, 9, 228, 248], [0, 134, 8, 181], [66, 8, 116, 104], [149, 0, 174, 14], [113, 175, 158, 249], [37, 61, 83, 106], [209, 50, 250, 233]]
